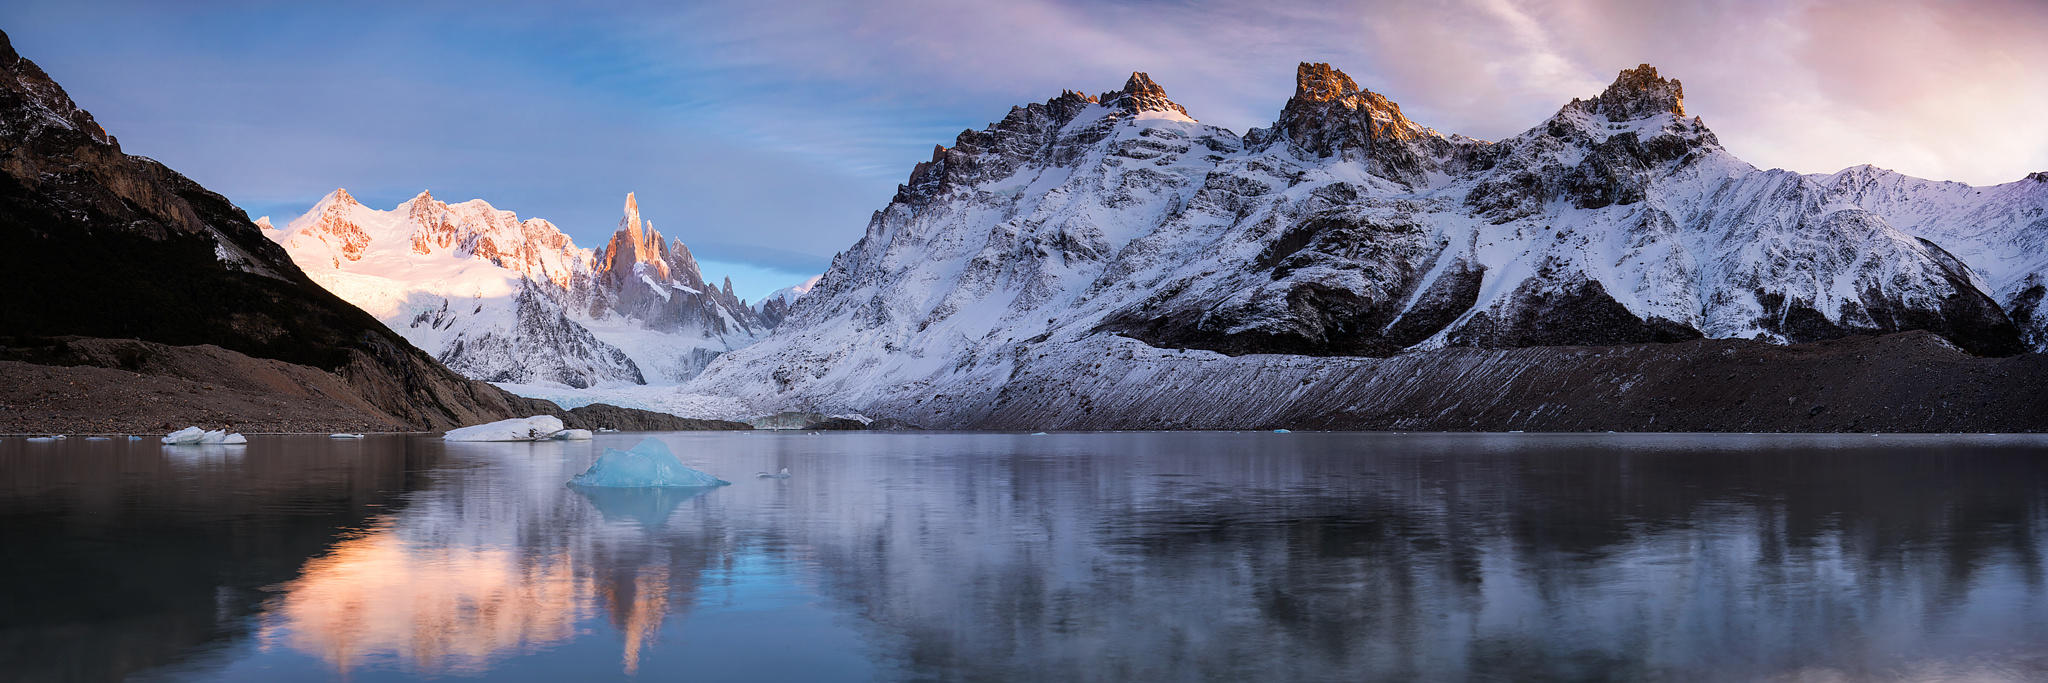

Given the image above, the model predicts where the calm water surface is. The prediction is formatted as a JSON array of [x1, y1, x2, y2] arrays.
[[2, 432, 2046, 681]]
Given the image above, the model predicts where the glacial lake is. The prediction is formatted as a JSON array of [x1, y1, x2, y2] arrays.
[[3, 432, 2047, 682]]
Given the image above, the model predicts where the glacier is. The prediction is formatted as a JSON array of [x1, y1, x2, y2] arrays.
[[569, 438, 730, 488]]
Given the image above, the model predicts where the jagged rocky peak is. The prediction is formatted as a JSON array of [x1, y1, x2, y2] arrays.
[[1280, 62, 1423, 130], [1097, 71, 1191, 118], [621, 192, 658, 255], [1585, 63, 1685, 121], [899, 84, 1117, 202], [402, 189, 443, 222], [1261, 62, 1450, 185], [622, 192, 642, 237], [0, 31, 116, 148], [288, 188, 374, 262], [322, 187, 361, 207], [667, 236, 706, 287], [1292, 62, 1357, 102], [601, 192, 671, 279]]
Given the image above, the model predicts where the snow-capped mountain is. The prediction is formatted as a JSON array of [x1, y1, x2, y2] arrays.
[[687, 64, 2046, 419], [271, 191, 775, 387], [0, 27, 548, 429], [754, 274, 822, 327]]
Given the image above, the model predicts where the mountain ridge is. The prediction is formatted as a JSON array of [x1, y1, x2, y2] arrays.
[[684, 61, 2046, 427], [271, 187, 778, 387]]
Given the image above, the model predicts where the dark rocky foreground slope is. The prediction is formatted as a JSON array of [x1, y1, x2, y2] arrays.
[[0, 29, 703, 433], [875, 332, 2047, 433]]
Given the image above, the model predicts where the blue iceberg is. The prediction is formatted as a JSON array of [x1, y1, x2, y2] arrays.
[[568, 438, 729, 488]]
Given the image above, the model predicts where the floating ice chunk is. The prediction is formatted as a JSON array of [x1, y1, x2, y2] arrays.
[[25, 435, 65, 443], [162, 427, 247, 445], [596, 428, 619, 433], [553, 429, 594, 440], [1271, 429, 1291, 433], [329, 433, 365, 439], [442, 415, 565, 442], [85, 436, 110, 441], [126, 436, 142, 441], [1030, 432, 1049, 436], [569, 438, 729, 488], [756, 467, 791, 479]]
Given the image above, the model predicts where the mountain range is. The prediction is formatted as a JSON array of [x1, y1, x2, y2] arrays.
[[0, 28, 738, 433], [3, 22, 2041, 432], [267, 190, 790, 388], [682, 63, 2047, 429]]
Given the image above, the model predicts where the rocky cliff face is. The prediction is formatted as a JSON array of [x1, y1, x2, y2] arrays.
[[0, 29, 551, 429], [687, 62, 2045, 423], [272, 189, 774, 387], [591, 193, 760, 339], [1249, 62, 1482, 186]]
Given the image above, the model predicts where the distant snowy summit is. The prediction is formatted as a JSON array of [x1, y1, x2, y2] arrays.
[[754, 274, 823, 327], [269, 190, 806, 387], [687, 62, 2048, 420]]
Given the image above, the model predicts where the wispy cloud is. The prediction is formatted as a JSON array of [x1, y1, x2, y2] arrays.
[[3, 0, 2042, 295]]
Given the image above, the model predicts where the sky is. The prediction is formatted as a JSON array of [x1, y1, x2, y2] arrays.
[[4, 0, 2044, 300]]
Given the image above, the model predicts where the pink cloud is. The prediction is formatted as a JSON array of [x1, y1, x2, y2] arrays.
[[670, 0, 2047, 184]]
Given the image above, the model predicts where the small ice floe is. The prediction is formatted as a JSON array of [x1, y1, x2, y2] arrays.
[[442, 415, 564, 442], [162, 427, 247, 445], [569, 438, 729, 488], [328, 433, 366, 439], [84, 436, 111, 441], [1272, 429, 1291, 433], [756, 467, 792, 479], [126, 435, 142, 441], [596, 428, 620, 433], [1030, 432, 1049, 436], [25, 435, 66, 442], [552, 429, 594, 441]]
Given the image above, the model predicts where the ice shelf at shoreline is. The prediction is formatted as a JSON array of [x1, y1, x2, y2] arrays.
[[443, 415, 565, 442], [569, 438, 729, 488], [162, 427, 247, 445]]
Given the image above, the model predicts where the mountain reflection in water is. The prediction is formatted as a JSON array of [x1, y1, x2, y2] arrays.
[[2, 432, 2045, 682]]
